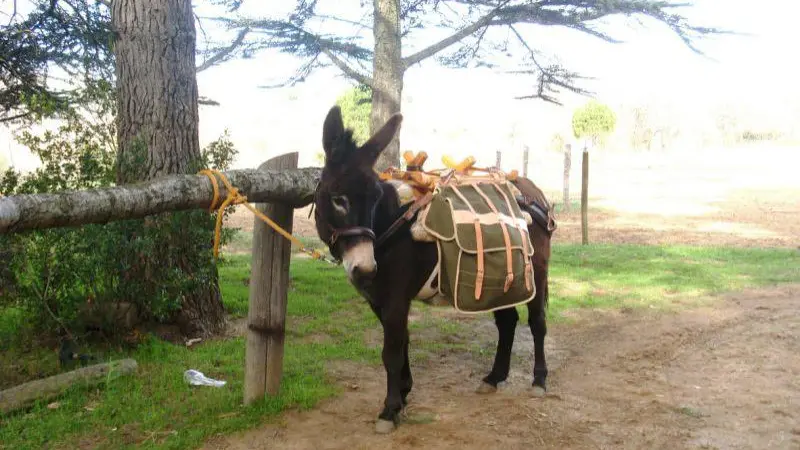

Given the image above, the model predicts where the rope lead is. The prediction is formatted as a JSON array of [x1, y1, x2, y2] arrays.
[[197, 169, 338, 265]]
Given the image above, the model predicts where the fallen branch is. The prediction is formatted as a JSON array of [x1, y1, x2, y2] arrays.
[[0, 359, 138, 415], [0, 168, 322, 234]]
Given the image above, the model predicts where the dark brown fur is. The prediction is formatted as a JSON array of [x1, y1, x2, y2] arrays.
[[314, 106, 553, 431]]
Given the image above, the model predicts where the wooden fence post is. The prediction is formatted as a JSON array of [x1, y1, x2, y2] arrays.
[[496, 150, 502, 169], [581, 147, 589, 245], [563, 144, 571, 213], [244, 152, 297, 403], [522, 145, 529, 178]]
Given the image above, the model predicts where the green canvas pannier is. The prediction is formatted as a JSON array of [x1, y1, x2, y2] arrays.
[[420, 179, 536, 314]]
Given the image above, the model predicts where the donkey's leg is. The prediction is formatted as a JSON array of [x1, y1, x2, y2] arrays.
[[400, 329, 413, 406], [375, 300, 411, 433], [527, 271, 548, 397], [477, 306, 519, 394]]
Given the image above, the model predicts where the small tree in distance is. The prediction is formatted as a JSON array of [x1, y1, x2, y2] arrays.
[[315, 85, 373, 165], [572, 100, 618, 148]]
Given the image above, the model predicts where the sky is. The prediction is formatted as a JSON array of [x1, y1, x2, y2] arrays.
[[2, 0, 798, 171]]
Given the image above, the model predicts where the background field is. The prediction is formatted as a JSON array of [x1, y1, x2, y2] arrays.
[[226, 144, 800, 249]]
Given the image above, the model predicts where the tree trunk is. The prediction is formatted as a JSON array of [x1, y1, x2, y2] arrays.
[[114, 0, 201, 183], [112, 0, 224, 336], [371, 0, 404, 172]]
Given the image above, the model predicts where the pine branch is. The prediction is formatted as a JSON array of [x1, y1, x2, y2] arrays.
[[321, 49, 374, 88], [196, 27, 250, 72], [403, 0, 511, 68], [507, 25, 593, 103]]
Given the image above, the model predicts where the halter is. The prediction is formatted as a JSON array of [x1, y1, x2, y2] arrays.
[[312, 179, 432, 257], [312, 180, 381, 259], [329, 226, 376, 246]]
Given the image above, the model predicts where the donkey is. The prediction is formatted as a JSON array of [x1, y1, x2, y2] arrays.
[[313, 105, 554, 434]]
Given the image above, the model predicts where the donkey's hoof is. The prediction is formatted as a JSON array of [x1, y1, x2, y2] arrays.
[[530, 385, 546, 398], [476, 381, 498, 394], [375, 419, 396, 434]]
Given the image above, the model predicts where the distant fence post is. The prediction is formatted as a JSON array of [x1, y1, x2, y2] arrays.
[[581, 146, 589, 245], [495, 150, 502, 169], [244, 152, 297, 403], [522, 145, 529, 178], [563, 144, 571, 213]]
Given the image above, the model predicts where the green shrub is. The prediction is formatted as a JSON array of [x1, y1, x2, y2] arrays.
[[0, 118, 238, 339]]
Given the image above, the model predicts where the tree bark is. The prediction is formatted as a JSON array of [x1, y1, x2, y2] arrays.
[[113, 0, 201, 183], [0, 359, 138, 414], [371, 0, 404, 172], [112, 0, 221, 335]]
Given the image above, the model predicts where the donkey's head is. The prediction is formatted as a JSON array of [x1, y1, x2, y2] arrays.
[[314, 105, 403, 284]]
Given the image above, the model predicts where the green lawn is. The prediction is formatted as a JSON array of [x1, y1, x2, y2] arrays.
[[1, 244, 798, 449], [548, 244, 800, 317]]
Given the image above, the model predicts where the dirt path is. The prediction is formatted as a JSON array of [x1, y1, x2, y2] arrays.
[[201, 284, 800, 450]]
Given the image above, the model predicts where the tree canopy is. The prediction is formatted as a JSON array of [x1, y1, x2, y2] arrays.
[[572, 100, 617, 144], [0, 0, 114, 123], [0, 0, 241, 124], [206, 1, 725, 103]]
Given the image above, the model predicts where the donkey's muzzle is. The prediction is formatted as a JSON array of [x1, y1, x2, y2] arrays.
[[342, 241, 377, 285]]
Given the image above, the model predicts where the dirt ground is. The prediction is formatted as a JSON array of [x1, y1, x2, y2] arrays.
[[207, 147, 800, 449], [203, 284, 800, 450]]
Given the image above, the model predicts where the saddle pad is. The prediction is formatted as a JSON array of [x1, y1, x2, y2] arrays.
[[421, 180, 536, 314]]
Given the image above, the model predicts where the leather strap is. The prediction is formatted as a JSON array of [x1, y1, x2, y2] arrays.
[[516, 195, 556, 235], [495, 183, 533, 292], [471, 183, 514, 293], [374, 191, 434, 250], [330, 226, 376, 245], [449, 185, 485, 301]]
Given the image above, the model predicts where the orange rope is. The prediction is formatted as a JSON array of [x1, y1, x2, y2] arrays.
[[197, 169, 337, 264]]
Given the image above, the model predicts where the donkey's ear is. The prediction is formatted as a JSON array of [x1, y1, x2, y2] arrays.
[[322, 105, 345, 157], [360, 112, 403, 166]]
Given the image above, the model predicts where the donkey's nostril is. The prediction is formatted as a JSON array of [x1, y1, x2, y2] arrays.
[[357, 265, 376, 279], [351, 264, 377, 285]]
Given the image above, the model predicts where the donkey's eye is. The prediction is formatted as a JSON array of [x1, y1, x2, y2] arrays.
[[331, 195, 350, 215]]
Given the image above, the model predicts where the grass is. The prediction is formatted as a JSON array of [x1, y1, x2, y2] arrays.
[[552, 199, 581, 213], [216, 255, 250, 317], [1, 243, 799, 449], [0, 257, 378, 450], [545, 244, 800, 320]]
